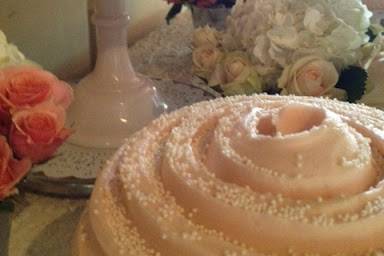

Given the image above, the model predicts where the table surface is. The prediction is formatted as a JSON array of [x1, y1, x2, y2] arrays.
[[10, 11, 384, 256], [9, 14, 196, 256]]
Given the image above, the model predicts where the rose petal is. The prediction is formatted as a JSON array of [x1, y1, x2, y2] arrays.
[[12, 101, 67, 137], [0, 106, 11, 136], [0, 158, 31, 200], [0, 137, 12, 176], [0, 136, 31, 200], [10, 125, 70, 164], [51, 81, 74, 110]]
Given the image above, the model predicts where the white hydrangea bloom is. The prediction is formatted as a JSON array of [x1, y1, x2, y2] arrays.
[[224, 0, 372, 84], [0, 30, 35, 68]]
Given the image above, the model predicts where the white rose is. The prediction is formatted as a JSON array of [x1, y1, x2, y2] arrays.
[[192, 45, 223, 80], [278, 55, 340, 97], [209, 52, 263, 96], [193, 26, 220, 48], [209, 51, 252, 86], [223, 52, 253, 83]]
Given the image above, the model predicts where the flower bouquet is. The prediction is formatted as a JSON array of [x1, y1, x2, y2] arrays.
[[0, 30, 73, 255], [192, 0, 384, 104], [165, 0, 236, 29]]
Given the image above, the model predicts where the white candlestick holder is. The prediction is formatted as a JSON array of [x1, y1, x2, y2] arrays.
[[67, 0, 167, 149]]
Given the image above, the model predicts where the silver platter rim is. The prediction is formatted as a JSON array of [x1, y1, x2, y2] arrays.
[[21, 172, 95, 198]]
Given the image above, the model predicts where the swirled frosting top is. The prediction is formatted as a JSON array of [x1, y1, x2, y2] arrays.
[[74, 95, 384, 256]]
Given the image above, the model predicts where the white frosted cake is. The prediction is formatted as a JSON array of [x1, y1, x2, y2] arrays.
[[73, 95, 384, 256]]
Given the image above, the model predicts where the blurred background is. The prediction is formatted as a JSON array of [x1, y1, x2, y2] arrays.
[[0, 0, 169, 80]]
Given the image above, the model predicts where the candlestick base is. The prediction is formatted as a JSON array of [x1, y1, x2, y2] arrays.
[[67, 73, 167, 149]]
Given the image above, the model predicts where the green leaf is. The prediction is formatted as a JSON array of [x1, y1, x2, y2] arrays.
[[336, 66, 367, 103], [165, 4, 183, 24], [0, 200, 14, 213]]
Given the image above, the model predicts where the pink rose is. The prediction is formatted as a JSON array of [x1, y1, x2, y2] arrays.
[[0, 66, 73, 110], [9, 102, 71, 164], [0, 136, 31, 200]]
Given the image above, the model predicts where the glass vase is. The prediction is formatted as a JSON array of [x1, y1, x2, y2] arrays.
[[190, 4, 231, 30]]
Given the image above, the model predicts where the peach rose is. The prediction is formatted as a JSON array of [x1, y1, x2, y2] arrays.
[[9, 102, 71, 163], [278, 56, 340, 97], [0, 136, 31, 200], [0, 66, 73, 110]]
